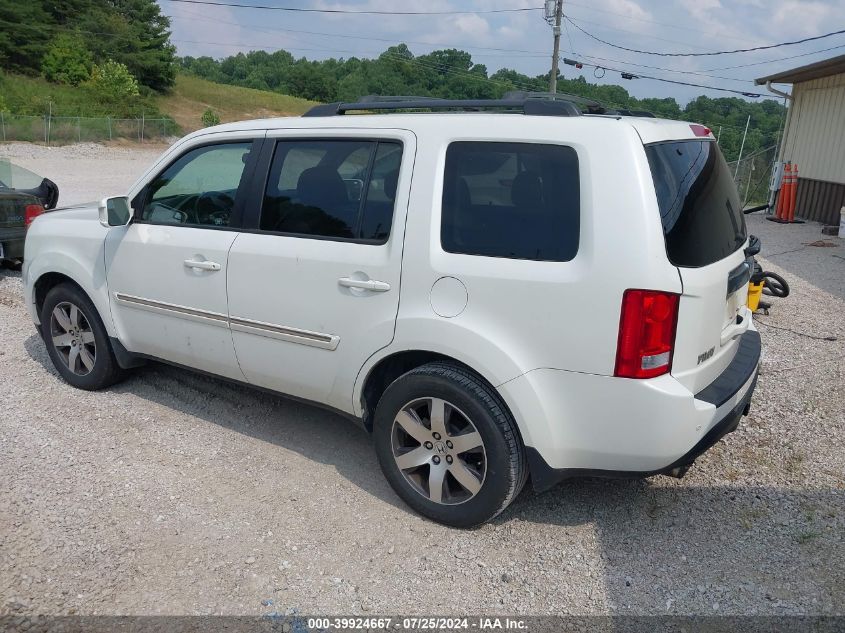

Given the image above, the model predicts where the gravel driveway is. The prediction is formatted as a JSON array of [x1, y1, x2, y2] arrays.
[[1, 143, 843, 617]]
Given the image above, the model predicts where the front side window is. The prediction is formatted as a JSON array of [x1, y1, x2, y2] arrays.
[[441, 141, 580, 262], [140, 142, 253, 227], [260, 139, 402, 243]]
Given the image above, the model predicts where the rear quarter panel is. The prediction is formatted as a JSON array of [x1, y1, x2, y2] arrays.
[[354, 116, 682, 416]]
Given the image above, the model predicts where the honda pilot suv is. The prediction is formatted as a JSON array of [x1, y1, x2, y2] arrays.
[[23, 95, 760, 527]]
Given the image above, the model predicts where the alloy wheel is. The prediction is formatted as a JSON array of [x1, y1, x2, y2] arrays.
[[49, 301, 96, 376], [391, 397, 487, 505]]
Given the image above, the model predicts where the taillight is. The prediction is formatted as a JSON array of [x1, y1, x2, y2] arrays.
[[689, 124, 712, 137], [24, 204, 45, 228], [614, 289, 679, 379]]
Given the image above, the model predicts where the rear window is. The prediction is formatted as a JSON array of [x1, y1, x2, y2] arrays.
[[441, 141, 579, 262], [645, 140, 746, 267]]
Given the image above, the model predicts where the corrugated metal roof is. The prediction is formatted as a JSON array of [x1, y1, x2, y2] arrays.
[[755, 54, 845, 85]]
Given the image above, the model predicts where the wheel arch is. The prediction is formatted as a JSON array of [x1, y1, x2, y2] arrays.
[[29, 257, 114, 337], [356, 347, 533, 448], [34, 272, 85, 317]]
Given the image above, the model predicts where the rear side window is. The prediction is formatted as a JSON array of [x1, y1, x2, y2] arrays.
[[646, 140, 746, 267], [260, 139, 402, 243], [441, 141, 580, 262]]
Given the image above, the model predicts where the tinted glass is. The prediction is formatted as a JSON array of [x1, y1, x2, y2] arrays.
[[260, 139, 401, 242], [441, 142, 580, 262], [360, 142, 403, 241], [141, 143, 252, 227], [0, 159, 44, 190], [646, 140, 746, 267]]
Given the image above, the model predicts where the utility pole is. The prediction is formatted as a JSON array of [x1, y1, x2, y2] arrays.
[[545, 0, 563, 93], [734, 114, 751, 180]]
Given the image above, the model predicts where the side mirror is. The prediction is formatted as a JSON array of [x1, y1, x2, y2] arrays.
[[98, 196, 133, 227]]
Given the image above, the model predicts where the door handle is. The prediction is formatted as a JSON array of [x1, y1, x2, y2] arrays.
[[338, 277, 390, 292], [184, 259, 221, 272]]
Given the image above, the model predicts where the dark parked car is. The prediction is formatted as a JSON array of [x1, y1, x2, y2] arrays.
[[0, 160, 59, 265]]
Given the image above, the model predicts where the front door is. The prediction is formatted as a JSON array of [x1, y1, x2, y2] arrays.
[[105, 138, 261, 380], [226, 131, 414, 410]]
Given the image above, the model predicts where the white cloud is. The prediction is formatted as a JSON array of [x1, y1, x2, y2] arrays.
[[769, 1, 841, 36]]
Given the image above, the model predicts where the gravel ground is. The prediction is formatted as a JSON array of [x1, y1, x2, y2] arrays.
[[0, 143, 843, 617], [1, 142, 166, 207]]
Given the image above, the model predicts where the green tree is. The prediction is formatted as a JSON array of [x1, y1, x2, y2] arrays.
[[41, 33, 93, 85], [87, 60, 140, 101], [78, 0, 176, 91], [0, 0, 175, 92], [0, 1, 52, 74]]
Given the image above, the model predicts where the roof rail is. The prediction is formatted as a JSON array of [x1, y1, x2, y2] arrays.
[[302, 97, 582, 118]]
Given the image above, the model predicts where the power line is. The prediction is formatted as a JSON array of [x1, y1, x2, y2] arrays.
[[0, 19, 768, 101], [160, 0, 542, 15], [166, 12, 764, 97], [164, 5, 845, 88], [165, 9, 759, 85], [570, 52, 755, 83], [566, 17, 845, 57], [3, 12, 756, 95], [0, 18, 375, 57], [564, 15, 714, 53], [563, 58, 765, 97], [165, 8, 553, 56], [702, 43, 845, 72]]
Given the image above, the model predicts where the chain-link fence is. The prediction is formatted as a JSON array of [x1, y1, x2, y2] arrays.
[[726, 144, 778, 210], [0, 113, 178, 144]]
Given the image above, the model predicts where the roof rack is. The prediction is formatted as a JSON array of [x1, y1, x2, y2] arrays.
[[613, 108, 657, 118], [302, 96, 582, 118], [503, 90, 605, 113], [503, 91, 657, 118]]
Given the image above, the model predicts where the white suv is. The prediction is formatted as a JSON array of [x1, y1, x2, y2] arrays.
[[23, 96, 760, 527]]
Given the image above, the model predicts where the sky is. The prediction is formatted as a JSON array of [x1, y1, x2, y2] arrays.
[[157, 0, 845, 105]]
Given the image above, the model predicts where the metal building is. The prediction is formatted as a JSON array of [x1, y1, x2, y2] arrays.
[[756, 54, 845, 226]]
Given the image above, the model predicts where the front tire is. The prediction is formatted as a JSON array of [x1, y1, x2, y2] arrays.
[[373, 362, 527, 528], [40, 283, 126, 390]]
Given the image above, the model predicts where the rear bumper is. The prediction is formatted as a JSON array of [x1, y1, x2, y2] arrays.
[[0, 228, 26, 259], [498, 329, 761, 491]]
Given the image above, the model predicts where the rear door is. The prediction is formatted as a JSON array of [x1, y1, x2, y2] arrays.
[[226, 129, 414, 410], [645, 139, 752, 393]]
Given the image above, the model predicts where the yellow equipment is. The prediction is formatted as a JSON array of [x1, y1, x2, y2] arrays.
[[747, 280, 764, 312]]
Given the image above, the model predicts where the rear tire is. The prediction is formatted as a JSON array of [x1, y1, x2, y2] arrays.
[[40, 283, 127, 390], [373, 362, 527, 528]]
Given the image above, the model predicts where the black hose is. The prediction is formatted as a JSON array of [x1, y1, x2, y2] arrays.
[[743, 203, 769, 215], [761, 271, 790, 298]]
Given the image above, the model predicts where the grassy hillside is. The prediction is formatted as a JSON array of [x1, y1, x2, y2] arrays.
[[156, 74, 317, 132], [0, 72, 161, 117], [0, 72, 316, 133]]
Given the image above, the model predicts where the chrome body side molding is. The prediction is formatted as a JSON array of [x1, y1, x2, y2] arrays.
[[113, 292, 339, 350]]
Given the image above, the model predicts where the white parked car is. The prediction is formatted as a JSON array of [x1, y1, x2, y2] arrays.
[[23, 96, 760, 527]]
